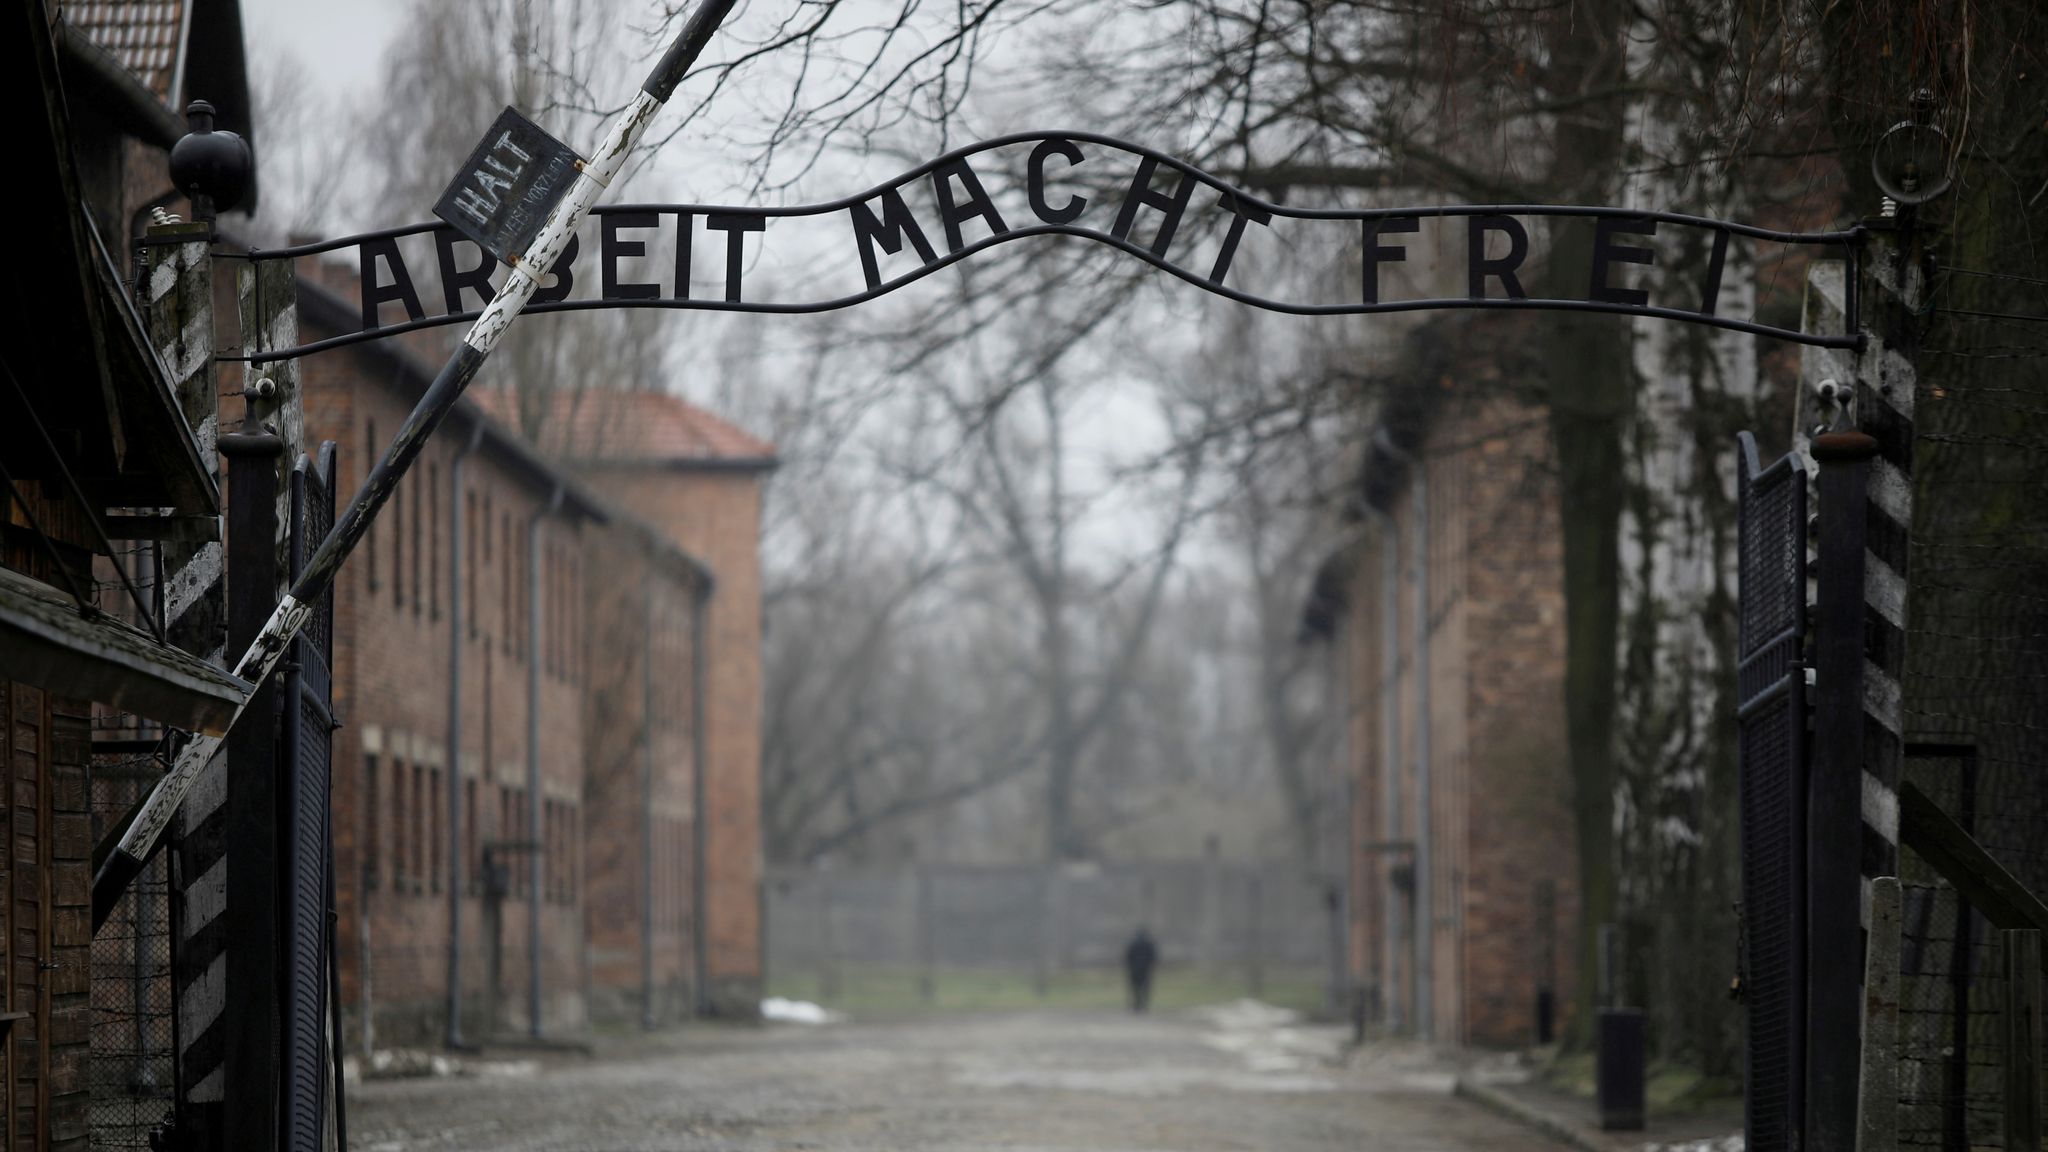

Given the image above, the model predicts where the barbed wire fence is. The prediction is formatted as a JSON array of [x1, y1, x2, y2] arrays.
[[81, 536, 179, 1149], [87, 734, 177, 1151], [1892, 249, 2048, 1149]]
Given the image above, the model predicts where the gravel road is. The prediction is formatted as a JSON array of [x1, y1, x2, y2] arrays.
[[349, 1003, 1542, 1152]]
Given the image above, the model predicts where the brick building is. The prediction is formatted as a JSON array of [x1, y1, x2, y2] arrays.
[[295, 264, 770, 1040], [2, 2, 256, 1146], [1304, 318, 1580, 1048], [474, 389, 775, 1016]]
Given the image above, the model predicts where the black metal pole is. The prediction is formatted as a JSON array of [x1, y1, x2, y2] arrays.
[[91, 0, 744, 931], [219, 429, 283, 1152], [1945, 750, 1979, 1152], [1808, 429, 1878, 1152]]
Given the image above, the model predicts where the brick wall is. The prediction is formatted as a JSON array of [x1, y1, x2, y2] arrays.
[[1342, 380, 1578, 1049], [304, 339, 601, 1045], [0, 683, 94, 1151], [579, 529, 701, 1026], [584, 468, 765, 1015]]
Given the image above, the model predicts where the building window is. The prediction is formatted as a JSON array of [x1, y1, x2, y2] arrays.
[[411, 468, 422, 617], [660, 823, 672, 930], [365, 421, 379, 591], [566, 804, 578, 903], [429, 767, 443, 893], [499, 785, 515, 896], [363, 754, 381, 890], [541, 542, 553, 677], [570, 552, 582, 685], [429, 462, 441, 620], [543, 801, 555, 903], [412, 762, 426, 891], [515, 788, 530, 900], [544, 800, 559, 903], [391, 757, 407, 890], [502, 511, 514, 656], [465, 777, 479, 895], [392, 458, 405, 608], [466, 489, 478, 638], [548, 541, 560, 679]]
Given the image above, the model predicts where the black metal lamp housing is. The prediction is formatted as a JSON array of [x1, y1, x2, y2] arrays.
[[168, 100, 251, 218]]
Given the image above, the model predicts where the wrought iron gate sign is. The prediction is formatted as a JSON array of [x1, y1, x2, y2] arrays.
[[241, 131, 1864, 363]]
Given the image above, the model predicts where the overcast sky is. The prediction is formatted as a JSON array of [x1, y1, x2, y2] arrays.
[[241, 0, 404, 110]]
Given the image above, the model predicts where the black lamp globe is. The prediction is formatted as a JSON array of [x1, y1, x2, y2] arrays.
[[168, 101, 252, 217]]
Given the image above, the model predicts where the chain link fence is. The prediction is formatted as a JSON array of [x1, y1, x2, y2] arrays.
[[1895, 251, 2048, 1151], [88, 739, 177, 1150], [1897, 750, 2008, 1150], [766, 860, 1340, 1007]]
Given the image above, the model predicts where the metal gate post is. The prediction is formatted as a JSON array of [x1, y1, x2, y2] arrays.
[[1808, 427, 1876, 1152], [279, 446, 338, 1152], [2003, 930, 2043, 1152], [1798, 225, 1920, 1152], [218, 427, 284, 1152]]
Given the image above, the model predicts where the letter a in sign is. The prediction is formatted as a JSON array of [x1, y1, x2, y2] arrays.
[[433, 106, 584, 267]]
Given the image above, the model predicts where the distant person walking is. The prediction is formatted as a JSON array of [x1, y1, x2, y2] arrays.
[[1124, 927, 1159, 1013]]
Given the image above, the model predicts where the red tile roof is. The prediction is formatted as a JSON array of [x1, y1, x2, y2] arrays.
[[469, 388, 776, 466], [66, 0, 186, 104]]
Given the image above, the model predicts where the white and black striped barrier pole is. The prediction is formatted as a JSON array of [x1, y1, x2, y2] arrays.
[[92, 0, 741, 932]]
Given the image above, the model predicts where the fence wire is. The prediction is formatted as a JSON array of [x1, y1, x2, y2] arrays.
[[1896, 255, 2048, 1152], [88, 747, 176, 1151], [1897, 756, 2008, 1151]]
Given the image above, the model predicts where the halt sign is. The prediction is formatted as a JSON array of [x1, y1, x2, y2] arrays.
[[433, 106, 583, 267]]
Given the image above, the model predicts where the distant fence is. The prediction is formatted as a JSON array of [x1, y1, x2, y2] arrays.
[[88, 747, 176, 1150], [1896, 745, 2048, 1151], [765, 860, 1339, 998]]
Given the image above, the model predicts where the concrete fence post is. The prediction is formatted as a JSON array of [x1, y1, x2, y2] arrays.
[[1033, 868, 1051, 999], [1799, 230, 1918, 1152], [142, 219, 232, 1147], [1859, 877, 1901, 1152], [2004, 929, 2042, 1152], [917, 868, 935, 1004], [1248, 871, 1265, 997], [819, 873, 839, 1002]]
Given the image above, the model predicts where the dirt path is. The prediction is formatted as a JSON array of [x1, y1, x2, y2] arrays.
[[349, 1004, 1543, 1151]]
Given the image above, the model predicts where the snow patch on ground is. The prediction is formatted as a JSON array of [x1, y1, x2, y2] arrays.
[[1193, 998, 1301, 1031], [761, 996, 843, 1024], [1197, 999, 1344, 1074], [345, 1049, 540, 1082], [1642, 1137, 1742, 1152]]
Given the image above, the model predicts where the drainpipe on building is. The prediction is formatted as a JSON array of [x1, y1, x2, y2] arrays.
[[690, 572, 712, 1017], [1372, 506, 1404, 1036], [528, 485, 562, 1039], [1375, 428, 1431, 1043], [642, 563, 659, 1029], [448, 422, 483, 1048]]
